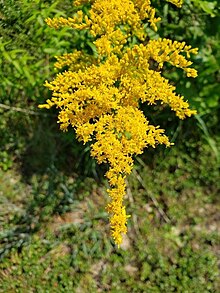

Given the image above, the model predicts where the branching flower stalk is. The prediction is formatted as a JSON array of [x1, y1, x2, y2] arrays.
[[39, 0, 198, 246]]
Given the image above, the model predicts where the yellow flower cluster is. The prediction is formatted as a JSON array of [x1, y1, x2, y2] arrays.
[[39, 0, 197, 246], [167, 0, 183, 7]]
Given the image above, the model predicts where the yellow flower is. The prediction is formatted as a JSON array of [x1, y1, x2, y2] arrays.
[[39, 0, 197, 246]]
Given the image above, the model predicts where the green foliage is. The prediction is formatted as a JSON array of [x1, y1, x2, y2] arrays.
[[191, 0, 218, 17], [0, 0, 92, 171], [1, 0, 70, 99], [0, 144, 219, 292]]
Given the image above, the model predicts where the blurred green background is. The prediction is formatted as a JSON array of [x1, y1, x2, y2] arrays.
[[0, 0, 219, 292]]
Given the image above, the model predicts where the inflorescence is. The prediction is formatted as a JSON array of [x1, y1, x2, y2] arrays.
[[39, 0, 197, 246]]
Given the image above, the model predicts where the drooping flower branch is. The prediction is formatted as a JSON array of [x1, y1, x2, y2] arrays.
[[39, 0, 197, 246]]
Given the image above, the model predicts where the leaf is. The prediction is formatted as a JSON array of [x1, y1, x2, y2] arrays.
[[11, 60, 23, 74], [192, 0, 217, 17], [199, 1, 217, 17], [2, 51, 12, 62], [195, 115, 219, 161]]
